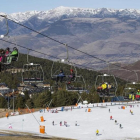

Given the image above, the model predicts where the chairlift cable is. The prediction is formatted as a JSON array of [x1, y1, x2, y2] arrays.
[[0, 38, 137, 82], [1, 16, 137, 75], [0, 38, 98, 71]]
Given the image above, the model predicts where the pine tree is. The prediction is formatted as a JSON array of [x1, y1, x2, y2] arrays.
[[26, 98, 34, 108], [0, 96, 7, 108], [24, 90, 30, 101], [16, 95, 25, 109]]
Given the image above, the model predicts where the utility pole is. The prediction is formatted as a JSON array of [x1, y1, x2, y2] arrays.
[[8, 93, 9, 110]]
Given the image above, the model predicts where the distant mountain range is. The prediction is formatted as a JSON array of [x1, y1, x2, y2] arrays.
[[3, 6, 140, 22], [1, 6, 140, 70]]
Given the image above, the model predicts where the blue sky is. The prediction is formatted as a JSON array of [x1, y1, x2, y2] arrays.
[[1, 0, 140, 14]]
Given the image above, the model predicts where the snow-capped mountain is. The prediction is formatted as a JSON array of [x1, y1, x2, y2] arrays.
[[1, 6, 140, 70], [1, 6, 140, 23]]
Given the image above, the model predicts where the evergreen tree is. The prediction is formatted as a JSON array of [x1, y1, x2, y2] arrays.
[[0, 97, 7, 108], [15, 95, 25, 109], [26, 98, 34, 109], [24, 90, 30, 101]]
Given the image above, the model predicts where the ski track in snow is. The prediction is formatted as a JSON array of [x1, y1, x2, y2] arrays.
[[0, 101, 140, 140]]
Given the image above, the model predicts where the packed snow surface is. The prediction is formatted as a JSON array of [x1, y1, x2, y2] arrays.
[[0, 101, 140, 140]]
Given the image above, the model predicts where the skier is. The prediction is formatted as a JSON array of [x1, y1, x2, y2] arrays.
[[56, 69, 65, 83], [64, 121, 67, 127], [9, 124, 12, 129], [109, 108, 110, 112], [52, 121, 54, 126], [6, 113, 9, 119], [60, 121, 62, 126], [55, 109, 58, 113], [64, 121, 67, 126], [120, 124, 122, 128], [110, 116, 112, 120], [96, 129, 99, 136], [115, 120, 117, 124], [75, 121, 77, 126], [65, 123, 68, 127]]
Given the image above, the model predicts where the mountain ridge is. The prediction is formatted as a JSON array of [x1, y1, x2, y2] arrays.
[[1, 6, 140, 23]]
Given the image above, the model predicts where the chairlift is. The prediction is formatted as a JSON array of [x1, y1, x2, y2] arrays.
[[51, 44, 77, 81], [95, 73, 118, 97], [123, 82, 140, 100], [0, 15, 18, 66], [51, 44, 77, 88], [51, 44, 86, 93], [66, 75, 87, 93], [22, 49, 44, 84], [0, 37, 19, 65]]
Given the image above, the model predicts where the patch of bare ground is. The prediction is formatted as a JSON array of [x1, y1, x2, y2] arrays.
[[0, 130, 74, 140]]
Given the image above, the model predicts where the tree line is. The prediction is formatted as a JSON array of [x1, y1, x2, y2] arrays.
[[0, 53, 126, 109]]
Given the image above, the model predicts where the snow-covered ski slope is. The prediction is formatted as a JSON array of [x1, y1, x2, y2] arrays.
[[0, 101, 140, 140]]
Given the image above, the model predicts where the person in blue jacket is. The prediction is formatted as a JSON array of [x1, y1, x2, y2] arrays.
[[56, 69, 65, 83]]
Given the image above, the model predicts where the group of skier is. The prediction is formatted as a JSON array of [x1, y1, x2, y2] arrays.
[[52, 120, 78, 127], [55, 69, 75, 84], [0, 47, 18, 64], [135, 90, 140, 99], [127, 89, 140, 101], [97, 82, 113, 96]]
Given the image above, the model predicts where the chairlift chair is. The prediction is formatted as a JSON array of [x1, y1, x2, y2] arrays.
[[22, 63, 44, 84], [66, 75, 87, 93], [2, 38, 19, 65], [0, 16, 18, 65], [95, 74, 118, 97], [123, 87, 136, 100], [22, 49, 44, 85], [51, 44, 77, 91], [51, 44, 87, 93], [123, 82, 140, 101]]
